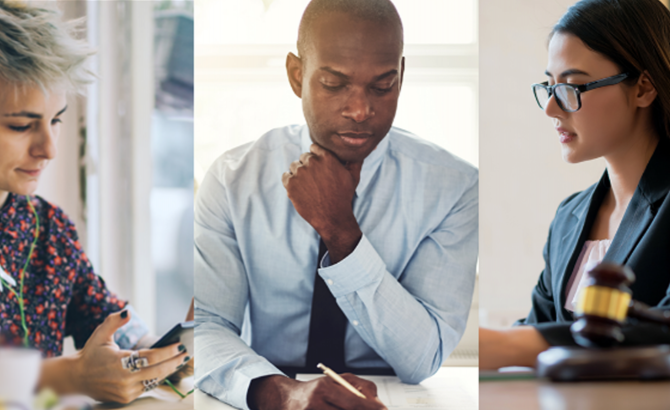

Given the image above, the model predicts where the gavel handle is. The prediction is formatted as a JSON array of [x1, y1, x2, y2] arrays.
[[628, 300, 670, 325]]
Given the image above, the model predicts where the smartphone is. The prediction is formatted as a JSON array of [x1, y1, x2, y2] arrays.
[[151, 321, 194, 359]]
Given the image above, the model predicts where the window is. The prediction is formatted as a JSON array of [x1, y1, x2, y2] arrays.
[[194, 0, 478, 183]]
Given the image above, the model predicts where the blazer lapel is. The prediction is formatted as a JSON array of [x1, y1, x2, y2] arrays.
[[603, 194, 654, 266], [555, 175, 609, 319]]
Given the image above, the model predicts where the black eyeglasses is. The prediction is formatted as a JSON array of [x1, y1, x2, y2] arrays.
[[532, 73, 629, 113]]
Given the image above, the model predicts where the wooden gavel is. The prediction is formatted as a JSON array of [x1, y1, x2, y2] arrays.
[[570, 262, 670, 348]]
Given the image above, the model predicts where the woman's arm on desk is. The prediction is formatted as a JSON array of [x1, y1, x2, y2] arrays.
[[479, 327, 550, 370]]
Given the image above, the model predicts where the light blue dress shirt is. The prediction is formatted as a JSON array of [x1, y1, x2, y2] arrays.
[[195, 124, 478, 409]]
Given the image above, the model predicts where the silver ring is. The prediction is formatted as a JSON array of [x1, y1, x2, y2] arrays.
[[142, 378, 160, 391], [121, 351, 148, 373]]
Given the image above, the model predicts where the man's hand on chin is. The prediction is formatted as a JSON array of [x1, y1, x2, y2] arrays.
[[247, 374, 387, 410], [282, 143, 363, 264]]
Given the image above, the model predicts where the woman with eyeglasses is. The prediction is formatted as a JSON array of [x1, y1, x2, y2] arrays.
[[0, 1, 191, 403], [480, 0, 670, 369]]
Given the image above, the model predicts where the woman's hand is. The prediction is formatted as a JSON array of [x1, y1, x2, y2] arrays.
[[39, 310, 189, 404], [167, 298, 195, 383], [479, 326, 550, 370], [167, 354, 193, 383]]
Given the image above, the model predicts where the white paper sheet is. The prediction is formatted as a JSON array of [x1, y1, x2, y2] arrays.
[[297, 367, 478, 410]]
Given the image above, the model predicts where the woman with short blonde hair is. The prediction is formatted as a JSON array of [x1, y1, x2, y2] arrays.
[[0, 1, 189, 403]]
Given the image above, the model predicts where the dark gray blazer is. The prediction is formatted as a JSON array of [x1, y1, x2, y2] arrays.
[[517, 137, 670, 346]]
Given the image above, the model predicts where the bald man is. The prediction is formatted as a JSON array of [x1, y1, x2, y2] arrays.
[[194, 1, 478, 409]]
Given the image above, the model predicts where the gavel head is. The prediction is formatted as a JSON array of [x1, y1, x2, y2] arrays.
[[570, 262, 635, 348]]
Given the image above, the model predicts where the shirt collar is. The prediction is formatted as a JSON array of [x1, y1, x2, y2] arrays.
[[300, 124, 389, 198]]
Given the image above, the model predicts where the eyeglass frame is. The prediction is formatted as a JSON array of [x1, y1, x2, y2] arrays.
[[532, 72, 629, 113]]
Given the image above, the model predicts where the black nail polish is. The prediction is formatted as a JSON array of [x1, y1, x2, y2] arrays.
[[178, 344, 186, 352], [120, 310, 128, 319], [184, 356, 190, 362]]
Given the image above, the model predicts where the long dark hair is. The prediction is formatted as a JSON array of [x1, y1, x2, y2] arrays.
[[553, 0, 670, 138]]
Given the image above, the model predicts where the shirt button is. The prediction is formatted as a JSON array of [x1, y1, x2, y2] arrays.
[[327, 279, 334, 285], [353, 320, 359, 326]]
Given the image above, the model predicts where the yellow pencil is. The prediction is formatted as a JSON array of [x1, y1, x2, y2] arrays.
[[317, 363, 367, 399]]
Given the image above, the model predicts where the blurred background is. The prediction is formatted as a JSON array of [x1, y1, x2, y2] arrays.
[[194, 0, 479, 366], [35, 0, 194, 339], [479, 0, 670, 328]]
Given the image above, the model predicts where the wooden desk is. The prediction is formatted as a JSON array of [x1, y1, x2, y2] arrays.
[[480, 377, 670, 410], [196, 366, 478, 410]]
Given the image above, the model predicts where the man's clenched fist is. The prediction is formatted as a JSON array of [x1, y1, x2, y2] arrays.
[[282, 143, 363, 263]]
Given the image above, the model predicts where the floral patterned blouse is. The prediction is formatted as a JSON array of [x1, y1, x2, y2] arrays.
[[0, 194, 147, 357]]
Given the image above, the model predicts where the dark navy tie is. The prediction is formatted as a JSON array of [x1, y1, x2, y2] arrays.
[[304, 239, 348, 373]]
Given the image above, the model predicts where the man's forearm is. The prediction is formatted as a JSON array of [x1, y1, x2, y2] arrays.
[[318, 235, 471, 384]]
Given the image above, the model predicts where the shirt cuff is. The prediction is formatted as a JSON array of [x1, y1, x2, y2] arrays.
[[318, 234, 386, 298], [198, 360, 284, 410]]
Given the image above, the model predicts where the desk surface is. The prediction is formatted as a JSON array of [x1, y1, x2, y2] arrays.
[[90, 378, 194, 410], [196, 366, 478, 410], [480, 377, 670, 410]]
